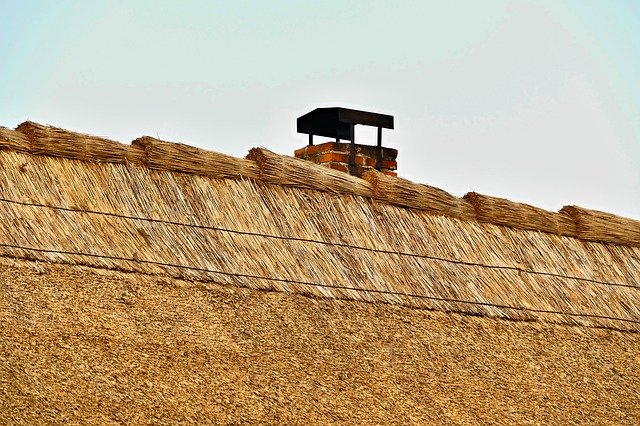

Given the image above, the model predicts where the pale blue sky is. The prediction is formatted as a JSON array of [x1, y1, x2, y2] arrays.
[[1, 0, 639, 218]]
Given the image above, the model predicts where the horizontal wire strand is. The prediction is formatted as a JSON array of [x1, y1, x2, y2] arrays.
[[1, 242, 639, 327], [1, 196, 638, 290]]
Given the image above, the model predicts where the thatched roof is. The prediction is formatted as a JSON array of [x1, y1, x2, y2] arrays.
[[3, 257, 638, 424], [1, 122, 639, 331], [1, 121, 639, 423]]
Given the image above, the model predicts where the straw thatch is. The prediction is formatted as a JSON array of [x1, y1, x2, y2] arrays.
[[562, 205, 640, 246], [0, 149, 638, 332], [2, 258, 638, 424], [16, 121, 130, 163], [464, 192, 579, 237], [8, 122, 640, 248], [247, 147, 373, 197], [363, 170, 475, 219], [1, 123, 640, 422], [132, 135, 260, 180], [0, 126, 31, 153], [125, 144, 146, 164]]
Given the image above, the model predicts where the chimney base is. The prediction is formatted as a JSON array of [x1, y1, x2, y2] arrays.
[[294, 142, 397, 178]]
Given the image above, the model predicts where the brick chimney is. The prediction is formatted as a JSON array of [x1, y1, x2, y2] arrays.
[[294, 142, 397, 177], [295, 107, 397, 178]]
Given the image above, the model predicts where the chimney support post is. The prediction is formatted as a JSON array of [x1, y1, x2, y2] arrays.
[[376, 126, 383, 170], [349, 124, 356, 175]]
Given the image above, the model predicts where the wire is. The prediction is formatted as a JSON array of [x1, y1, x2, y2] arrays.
[[1, 242, 638, 326], [1, 197, 638, 290]]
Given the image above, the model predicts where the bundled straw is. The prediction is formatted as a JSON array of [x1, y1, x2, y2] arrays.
[[247, 147, 373, 197], [132, 136, 260, 180], [0, 126, 31, 153], [464, 192, 578, 236], [556, 212, 579, 238], [4, 121, 640, 249], [363, 170, 475, 220], [561, 205, 640, 246], [125, 145, 146, 165], [0, 150, 639, 332], [17, 121, 129, 163]]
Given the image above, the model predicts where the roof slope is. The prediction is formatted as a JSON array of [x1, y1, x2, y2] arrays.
[[0, 123, 639, 331], [1, 122, 639, 423], [2, 258, 638, 424]]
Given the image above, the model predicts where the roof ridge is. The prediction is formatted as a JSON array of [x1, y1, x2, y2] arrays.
[[2, 121, 639, 247]]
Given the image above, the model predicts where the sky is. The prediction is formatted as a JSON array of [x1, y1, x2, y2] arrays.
[[1, 0, 639, 219]]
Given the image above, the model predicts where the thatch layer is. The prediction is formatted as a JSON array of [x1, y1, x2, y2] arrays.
[[2, 259, 638, 424], [562, 205, 640, 246], [247, 147, 373, 197], [363, 170, 475, 219], [0, 150, 638, 331], [126, 144, 146, 164], [3, 121, 640, 247], [132, 136, 260, 180], [464, 192, 579, 236], [16, 121, 129, 163], [0, 126, 31, 153]]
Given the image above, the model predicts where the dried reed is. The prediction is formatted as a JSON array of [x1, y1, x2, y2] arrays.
[[464, 192, 579, 237], [0, 150, 638, 332], [0, 126, 31, 153], [562, 205, 640, 246], [3, 258, 638, 424], [16, 121, 129, 163], [126, 144, 146, 164], [3, 122, 640, 423], [5, 122, 640, 248], [132, 136, 260, 180], [363, 170, 475, 220], [247, 147, 373, 197]]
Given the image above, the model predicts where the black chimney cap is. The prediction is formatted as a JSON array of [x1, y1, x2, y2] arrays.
[[297, 107, 394, 143]]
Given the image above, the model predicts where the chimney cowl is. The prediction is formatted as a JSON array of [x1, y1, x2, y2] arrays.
[[295, 107, 396, 177]]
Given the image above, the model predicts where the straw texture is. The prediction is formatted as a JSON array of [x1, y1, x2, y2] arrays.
[[2, 258, 638, 424], [0, 126, 31, 153], [133, 136, 260, 180], [17, 121, 129, 163], [247, 147, 373, 197], [0, 150, 638, 332], [3, 123, 640, 423], [5, 122, 640, 247], [562, 205, 640, 246], [363, 170, 475, 219], [464, 192, 579, 236]]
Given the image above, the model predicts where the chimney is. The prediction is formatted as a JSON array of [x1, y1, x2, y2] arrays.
[[295, 107, 397, 177]]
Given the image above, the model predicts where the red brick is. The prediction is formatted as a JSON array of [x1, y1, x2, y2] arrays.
[[297, 141, 398, 177], [327, 163, 349, 173], [352, 155, 377, 167], [316, 141, 339, 152], [305, 144, 321, 155], [319, 152, 349, 163], [382, 160, 397, 170]]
